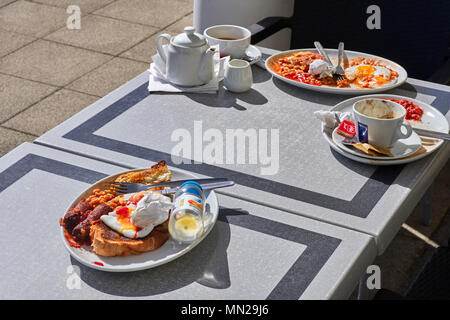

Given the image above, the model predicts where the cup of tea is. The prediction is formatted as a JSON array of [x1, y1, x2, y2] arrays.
[[353, 98, 412, 148], [203, 25, 251, 59]]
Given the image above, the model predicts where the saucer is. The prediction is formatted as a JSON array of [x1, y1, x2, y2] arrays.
[[332, 127, 422, 160], [245, 45, 262, 65]]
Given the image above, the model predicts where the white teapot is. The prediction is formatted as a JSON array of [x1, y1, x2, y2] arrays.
[[156, 26, 216, 87]]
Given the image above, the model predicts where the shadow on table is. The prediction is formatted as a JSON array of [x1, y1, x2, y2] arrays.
[[271, 77, 343, 107], [390, 82, 418, 99], [272, 78, 421, 108], [184, 87, 268, 111], [328, 147, 420, 189], [72, 208, 252, 297], [252, 64, 272, 84]]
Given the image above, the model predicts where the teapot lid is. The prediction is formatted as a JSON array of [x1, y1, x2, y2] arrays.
[[172, 26, 207, 47]]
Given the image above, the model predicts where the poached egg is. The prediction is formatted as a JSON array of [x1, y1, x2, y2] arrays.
[[100, 192, 173, 239]]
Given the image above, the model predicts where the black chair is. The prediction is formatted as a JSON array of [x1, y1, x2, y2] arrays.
[[248, 0, 450, 83], [374, 236, 450, 300]]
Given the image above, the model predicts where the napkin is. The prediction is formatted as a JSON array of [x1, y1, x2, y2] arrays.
[[148, 44, 229, 94], [314, 110, 354, 133]]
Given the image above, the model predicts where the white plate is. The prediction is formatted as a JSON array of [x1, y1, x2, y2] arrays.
[[266, 48, 407, 95], [322, 94, 449, 165], [61, 167, 219, 272], [245, 45, 262, 65], [332, 127, 422, 160]]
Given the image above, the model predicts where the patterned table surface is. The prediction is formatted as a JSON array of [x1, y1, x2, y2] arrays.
[[35, 47, 450, 254], [0, 143, 376, 299]]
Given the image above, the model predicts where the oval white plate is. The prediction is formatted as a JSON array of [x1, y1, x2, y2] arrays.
[[61, 167, 219, 272], [266, 48, 407, 95], [322, 94, 449, 165], [332, 127, 422, 160]]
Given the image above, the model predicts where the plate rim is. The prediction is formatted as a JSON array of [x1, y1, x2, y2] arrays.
[[265, 48, 408, 94], [60, 167, 219, 272], [322, 94, 448, 165]]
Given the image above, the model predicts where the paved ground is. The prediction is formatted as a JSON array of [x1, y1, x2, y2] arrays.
[[0, 0, 448, 299]]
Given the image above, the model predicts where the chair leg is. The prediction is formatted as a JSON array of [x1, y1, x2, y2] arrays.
[[422, 185, 433, 226], [357, 273, 370, 300]]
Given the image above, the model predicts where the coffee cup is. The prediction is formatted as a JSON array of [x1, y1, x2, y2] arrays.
[[203, 25, 251, 59], [353, 98, 412, 148]]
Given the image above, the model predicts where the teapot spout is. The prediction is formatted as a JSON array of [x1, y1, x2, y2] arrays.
[[198, 47, 216, 84]]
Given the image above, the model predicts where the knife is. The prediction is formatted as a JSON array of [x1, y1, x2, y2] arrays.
[[144, 178, 229, 189], [314, 41, 335, 70], [160, 180, 235, 195], [414, 128, 450, 141]]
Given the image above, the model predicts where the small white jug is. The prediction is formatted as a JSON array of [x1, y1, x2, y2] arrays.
[[224, 59, 252, 93]]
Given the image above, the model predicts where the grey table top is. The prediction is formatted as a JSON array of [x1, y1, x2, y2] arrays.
[[0, 143, 376, 299], [36, 47, 450, 254]]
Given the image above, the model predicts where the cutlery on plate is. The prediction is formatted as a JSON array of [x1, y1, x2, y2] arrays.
[[414, 128, 450, 141], [159, 181, 235, 195], [335, 42, 345, 80], [314, 41, 343, 82], [107, 178, 231, 194]]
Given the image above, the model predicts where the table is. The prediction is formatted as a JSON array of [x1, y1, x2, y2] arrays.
[[36, 47, 450, 254], [0, 143, 376, 299]]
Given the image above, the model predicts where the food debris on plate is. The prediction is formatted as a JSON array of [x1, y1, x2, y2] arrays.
[[384, 98, 424, 121], [272, 51, 399, 88], [60, 160, 174, 257]]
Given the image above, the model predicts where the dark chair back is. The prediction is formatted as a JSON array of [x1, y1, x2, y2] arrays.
[[287, 0, 450, 80]]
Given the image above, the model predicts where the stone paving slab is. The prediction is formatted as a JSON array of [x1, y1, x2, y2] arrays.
[[3, 89, 99, 136], [119, 30, 170, 63], [94, 0, 193, 28], [120, 13, 194, 63], [0, 0, 66, 37], [0, 73, 58, 123], [0, 127, 36, 157], [0, 40, 112, 86], [30, 0, 115, 14], [66, 57, 149, 97], [45, 14, 158, 55], [0, 28, 35, 58]]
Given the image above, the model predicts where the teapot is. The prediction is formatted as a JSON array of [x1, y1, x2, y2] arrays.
[[156, 26, 216, 87]]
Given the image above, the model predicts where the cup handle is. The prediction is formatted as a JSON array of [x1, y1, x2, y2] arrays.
[[156, 33, 171, 64], [396, 121, 413, 140]]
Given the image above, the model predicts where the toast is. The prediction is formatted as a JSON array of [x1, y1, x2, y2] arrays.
[[89, 220, 169, 257], [115, 160, 172, 185]]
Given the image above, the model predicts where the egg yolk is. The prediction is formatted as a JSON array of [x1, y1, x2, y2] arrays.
[[115, 207, 140, 233], [356, 65, 376, 77]]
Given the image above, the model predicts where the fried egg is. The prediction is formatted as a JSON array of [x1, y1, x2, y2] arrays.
[[344, 64, 397, 88]]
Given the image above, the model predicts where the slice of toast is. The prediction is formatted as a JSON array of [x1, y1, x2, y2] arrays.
[[115, 160, 172, 184], [89, 220, 169, 257]]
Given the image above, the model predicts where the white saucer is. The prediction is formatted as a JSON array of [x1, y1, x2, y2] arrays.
[[245, 45, 262, 65], [332, 127, 422, 160]]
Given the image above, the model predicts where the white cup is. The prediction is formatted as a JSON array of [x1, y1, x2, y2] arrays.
[[203, 25, 251, 59], [353, 98, 412, 148], [224, 59, 252, 93]]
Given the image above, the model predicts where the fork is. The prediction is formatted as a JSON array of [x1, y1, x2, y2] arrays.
[[334, 42, 345, 81], [314, 41, 343, 82], [107, 178, 231, 195]]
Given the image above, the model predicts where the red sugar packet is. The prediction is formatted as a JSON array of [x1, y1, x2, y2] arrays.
[[337, 120, 356, 138]]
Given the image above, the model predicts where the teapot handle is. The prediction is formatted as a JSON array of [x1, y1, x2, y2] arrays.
[[156, 33, 171, 64]]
